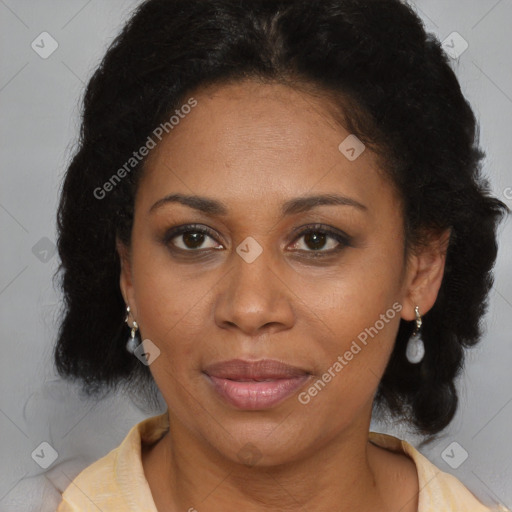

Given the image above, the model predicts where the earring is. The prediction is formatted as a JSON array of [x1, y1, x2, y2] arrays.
[[406, 306, 425, 364], [125, 305, 139, 354]]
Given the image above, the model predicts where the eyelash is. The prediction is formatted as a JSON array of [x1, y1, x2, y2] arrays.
[[162, 223, 352, 258]]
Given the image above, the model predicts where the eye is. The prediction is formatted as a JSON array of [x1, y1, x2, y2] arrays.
[[163, 224, 222, 251], [289, 224, 351, 255], [162, 223, 352, 256]]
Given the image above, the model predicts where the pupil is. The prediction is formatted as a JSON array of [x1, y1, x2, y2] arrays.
[[183, 232, 204, 248], [305, 232, 326, 250]]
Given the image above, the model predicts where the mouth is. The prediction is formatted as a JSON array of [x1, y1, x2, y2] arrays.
[[203, 359, 311, 410]]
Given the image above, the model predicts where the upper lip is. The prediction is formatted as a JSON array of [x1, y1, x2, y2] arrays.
[[203, 359, 309, 380]]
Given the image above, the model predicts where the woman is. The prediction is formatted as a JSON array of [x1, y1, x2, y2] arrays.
[[54, 0, 509, 510]]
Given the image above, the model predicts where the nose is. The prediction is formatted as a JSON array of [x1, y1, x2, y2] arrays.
[[213, 244, 295, 336]]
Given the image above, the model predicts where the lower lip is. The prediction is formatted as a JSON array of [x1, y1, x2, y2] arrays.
[[206, 375, 310, 410]]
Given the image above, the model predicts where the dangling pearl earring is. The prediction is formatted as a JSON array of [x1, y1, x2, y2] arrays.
[[125, 305, 139, 354], [406, 305, 425, 364]]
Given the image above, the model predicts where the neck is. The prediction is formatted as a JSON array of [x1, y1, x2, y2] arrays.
[[143, 408, 398, 512]]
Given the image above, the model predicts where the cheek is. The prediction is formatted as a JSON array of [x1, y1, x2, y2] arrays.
[[297, 296, 401, 426], [130, 250, 213, 363], [293, 241, 403, 401], [300, 236, 403, 336]]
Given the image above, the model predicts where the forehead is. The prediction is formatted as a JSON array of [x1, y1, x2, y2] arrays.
[[137, 80, 398, 218]]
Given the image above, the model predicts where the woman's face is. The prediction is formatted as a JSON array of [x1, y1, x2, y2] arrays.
[[118, 80, 437, 465]]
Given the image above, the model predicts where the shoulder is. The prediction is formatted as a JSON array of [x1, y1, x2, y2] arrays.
[[57, 413, 168, 512], [57, 446, 124, 511], [369, 431, 506, 512]]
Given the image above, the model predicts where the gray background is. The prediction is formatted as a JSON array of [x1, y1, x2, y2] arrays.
[[0, 0, 511, 510]]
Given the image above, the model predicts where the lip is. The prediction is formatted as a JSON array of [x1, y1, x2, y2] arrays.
[[203, 359, 311, 410]]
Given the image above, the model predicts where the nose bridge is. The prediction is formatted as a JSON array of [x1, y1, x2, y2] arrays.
[[231, 235, 278, 308], [214, 236, 294, 334]]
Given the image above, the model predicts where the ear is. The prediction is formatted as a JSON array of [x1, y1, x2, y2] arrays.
[[116, 236, 138, 321], [400, 228, 451, 321]]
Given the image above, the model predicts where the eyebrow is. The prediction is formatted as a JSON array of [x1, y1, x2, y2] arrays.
[[148, 192, 367, 216]]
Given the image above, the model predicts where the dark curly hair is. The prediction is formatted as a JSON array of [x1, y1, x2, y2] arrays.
[[53, 0, 509, 438]]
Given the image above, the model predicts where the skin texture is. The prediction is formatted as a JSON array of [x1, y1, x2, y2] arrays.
[[117, 80, 450, 511]]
